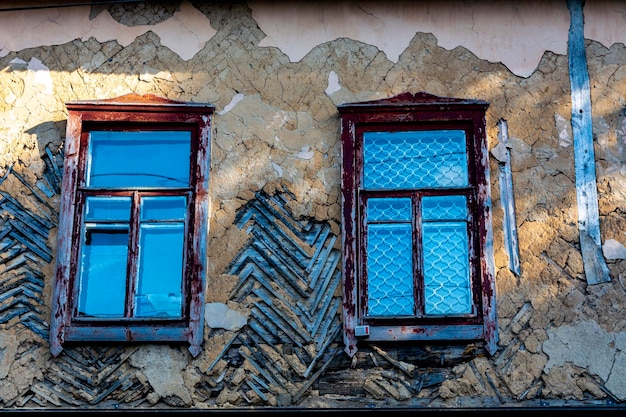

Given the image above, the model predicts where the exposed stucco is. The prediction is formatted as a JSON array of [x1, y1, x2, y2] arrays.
[[0, 0, 625, 411]]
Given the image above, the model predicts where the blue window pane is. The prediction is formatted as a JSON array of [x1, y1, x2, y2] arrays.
[[423, 222, 471, 315], [422, 195, 467, 220], [85, 196, 131, 221], [363, 130, 468, 189], [78, 226, 128, 317], [367, 198, 412, 222], [135, 223, 184, 318], [367, 223, 414, 317], [87, 131, 191, 188], [141, 196, 187, 221]]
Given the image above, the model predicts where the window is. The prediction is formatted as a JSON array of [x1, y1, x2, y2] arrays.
[[338, 92, 497, 356], [51, 94, 213, 357]]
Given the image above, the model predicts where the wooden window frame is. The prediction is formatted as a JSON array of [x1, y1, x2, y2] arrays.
[[50, 94, 214, 357], [338, 92, 498, 357]]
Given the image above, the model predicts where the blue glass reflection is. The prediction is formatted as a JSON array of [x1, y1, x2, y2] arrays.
[[141, 196, 187, 221], [367, 198, 412, 222], [78, 226, 128, 317], [422, 195, 467, 220], [423, 222, 471, 315], [87, 131, 191, 188], [135, 223, 184, 318], [85, 196, 131, 221]]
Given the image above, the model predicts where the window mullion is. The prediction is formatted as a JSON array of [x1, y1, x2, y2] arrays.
[[413, 193, 424, 318], [358, 192, 368, 320], [125, 191, 141, 318]]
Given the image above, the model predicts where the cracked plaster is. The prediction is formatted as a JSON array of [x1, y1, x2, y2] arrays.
[[0, 1, 216, 60], [543, 320, 626, 400], [204, 302, 248, 331], [0, 0, 625, 409], [2, 2, 626, 79], [250, 0, 571, 77]]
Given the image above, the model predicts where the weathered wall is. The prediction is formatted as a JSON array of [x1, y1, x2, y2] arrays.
[[0, 0, 625, 410]]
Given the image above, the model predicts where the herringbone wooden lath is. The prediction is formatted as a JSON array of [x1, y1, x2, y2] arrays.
[[0, 146, 62, 342], [204, 187, 343, 404]]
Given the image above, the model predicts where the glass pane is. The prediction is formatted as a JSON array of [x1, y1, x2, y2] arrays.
[[78, 226, 128, 317], [141, 196, 187, 221], [85, 196, 131, 221], [367, 198, 412, 222], [87, 131, 191, 188], [422, 195, 467, 220], [363, 130, 468, 189], [135, 223, 184, 318], [367, 223, 414, 316], [423, 222, 472, 315]]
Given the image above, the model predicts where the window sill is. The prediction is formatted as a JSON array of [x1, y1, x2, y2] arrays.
[[359, 324, 485, 342]]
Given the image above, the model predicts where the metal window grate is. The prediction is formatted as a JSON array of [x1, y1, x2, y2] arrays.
[[363, 130, 468, 189]]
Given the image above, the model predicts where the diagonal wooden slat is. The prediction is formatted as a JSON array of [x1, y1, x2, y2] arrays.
[[13, 346, 153, 407], [205, 187, 342, 404], [0, 147, 62, 342]]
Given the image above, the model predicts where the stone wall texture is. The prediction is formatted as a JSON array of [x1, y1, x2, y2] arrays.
[[0, 0, 625, 411]]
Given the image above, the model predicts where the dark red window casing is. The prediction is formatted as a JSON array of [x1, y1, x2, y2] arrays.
[[338, 92, 497, 357], [51, 94, 213, 357]]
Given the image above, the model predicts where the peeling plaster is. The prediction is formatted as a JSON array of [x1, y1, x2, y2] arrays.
[[26, 58, 53, 95], [204, 302, 248, 331], [296, 146, 315, 160], [0, 1, 215, 60], [272, 162, 284, 177], [544, 320, 626, 401], [218, 93, 245, 115], [325, 71, 341, 95], [0, 333, 17, 380], [250, 0, 570, 77], [555, 113, 573, 148], [7, 57, 53, 95], [129, 345, 192, 405], [603, 239, 626, 260], [139, 66, 174, 83], [584, 0, 626, 50]]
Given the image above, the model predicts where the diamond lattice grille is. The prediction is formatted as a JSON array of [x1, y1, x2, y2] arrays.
[[365, 198, 414, 316], [363, 130, 468, 189], [366, 223, 414, 316], [362, 129, 473, 318], [423, 196, 471, 315]]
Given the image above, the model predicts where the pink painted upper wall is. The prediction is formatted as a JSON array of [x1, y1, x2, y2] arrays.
[[0, 1, 625, 78]]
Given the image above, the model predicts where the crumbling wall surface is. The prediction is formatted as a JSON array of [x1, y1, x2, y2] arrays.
[[0, 0, 625, 410]]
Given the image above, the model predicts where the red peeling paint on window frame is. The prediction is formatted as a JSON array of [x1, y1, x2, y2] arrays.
[[50, 93, 214, 357], [338, 92, 498, 357]]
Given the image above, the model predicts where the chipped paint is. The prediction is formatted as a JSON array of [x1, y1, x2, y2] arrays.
[[325, 71, 341, 95], [218, 93, 245, 116], [544, 320, 626, 401], [0, 1, 215, 60], [250, 0, 570, 77], [295, 146, 314, 160], [204, 302, 248, 331]]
